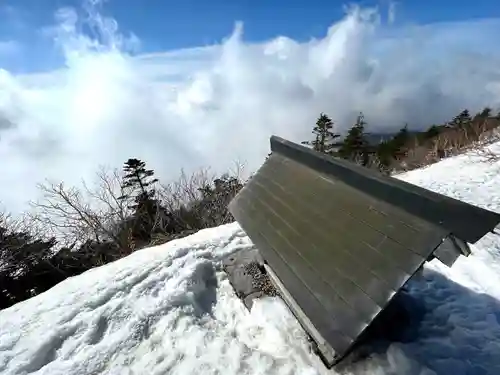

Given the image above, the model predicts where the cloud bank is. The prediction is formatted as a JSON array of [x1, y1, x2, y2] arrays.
[[1, 3, 500, 214]]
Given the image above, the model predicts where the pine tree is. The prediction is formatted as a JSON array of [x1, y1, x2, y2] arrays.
[[449, 109, 472, 128], [301, 113, 341, 154], [376, 141, 394, 170], [0, 223, 58, 309], [338, 112, 369, 165], [118, 158, 160, 242], [476, 107, 492, 119], [392, 124, 409, 144], [390, 124, 411, 159], [119, 159, 158, 209]]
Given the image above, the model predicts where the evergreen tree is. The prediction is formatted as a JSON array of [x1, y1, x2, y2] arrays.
[[376, 141, 395, 171], [301, 113, 341, 154], [119, 159, 158, 208], [448, 109, 472, 128], [338, 112, 369, 165], [118, 158, 160, 242], [390, 124, 411, 159], [475, 107, 492, 119], [373, 125, 408, 171], [0, 223, 58, 310], [392, 124, 409, 144]]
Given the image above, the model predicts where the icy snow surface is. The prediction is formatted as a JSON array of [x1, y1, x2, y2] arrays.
[[2, 145, 500, 375]]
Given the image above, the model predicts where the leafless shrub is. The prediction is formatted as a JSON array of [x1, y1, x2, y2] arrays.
[[0, 210, 49, 251], [390, 118, 500, 173], [28, 166, 135, 253], [158, 167, 215, 212], [444, 120, 500, 163], [467, 129, 500, 163], [227, 159, 249, 182], [149, 164, 246, 246], [0, 211, 19, 234], [399, 147, 433, 172], [161, 163, 244, 212]]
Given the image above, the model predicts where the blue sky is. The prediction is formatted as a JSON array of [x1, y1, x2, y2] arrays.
[[1, 0, 500, 73]]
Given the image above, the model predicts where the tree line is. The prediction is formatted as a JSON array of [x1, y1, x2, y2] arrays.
[[300, 107, 500, 173]]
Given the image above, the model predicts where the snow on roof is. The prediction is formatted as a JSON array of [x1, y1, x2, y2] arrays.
[[2, 143, 500, 375]]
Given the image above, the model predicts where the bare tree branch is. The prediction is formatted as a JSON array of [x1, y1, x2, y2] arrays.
[[28, 167, 134, 252]]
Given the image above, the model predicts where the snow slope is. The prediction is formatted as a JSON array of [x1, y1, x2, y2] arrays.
[[2, 145, 500, 375]]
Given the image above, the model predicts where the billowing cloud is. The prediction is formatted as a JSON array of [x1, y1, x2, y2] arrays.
[[1, 3, 500, 214]]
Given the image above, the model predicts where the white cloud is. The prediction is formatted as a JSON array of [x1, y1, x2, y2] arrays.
[[1, 4, 500, 215]]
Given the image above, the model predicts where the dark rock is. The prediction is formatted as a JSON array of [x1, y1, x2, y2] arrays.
[[222, 249, 279, 309]]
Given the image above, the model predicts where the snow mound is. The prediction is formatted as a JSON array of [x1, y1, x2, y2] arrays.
[[1, 143, 500, 375], [0, 225, 317, 375]]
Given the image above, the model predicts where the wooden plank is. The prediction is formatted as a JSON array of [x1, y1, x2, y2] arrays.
[[267, 155, 427, 241], [249, 172, 420, 291], [236, 194, 374, 339], [242, 182, 395, 311], [230, 198, 354, 352], [264, 155, 445, 259], [269, 136, 500, 243], [264, 264, 337, 368], [253, 169, 425, 276]]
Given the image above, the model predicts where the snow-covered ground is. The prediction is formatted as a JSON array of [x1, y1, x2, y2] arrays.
[[2, 146, 500, 375]]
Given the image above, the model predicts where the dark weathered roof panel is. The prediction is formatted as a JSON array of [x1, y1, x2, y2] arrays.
[[229, 197, 355, 354], [270, 136, 500, 243], [228, 136, 500, 365]]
